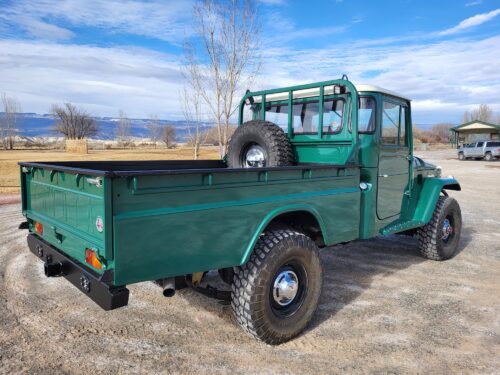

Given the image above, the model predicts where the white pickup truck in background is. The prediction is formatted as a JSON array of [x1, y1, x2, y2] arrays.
[[458, 141, 500, 161]]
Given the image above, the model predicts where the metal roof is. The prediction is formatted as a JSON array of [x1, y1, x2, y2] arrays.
[[355, 84, 411, 101], [450, 120, 500, 132], [252, 83, 411, 103]]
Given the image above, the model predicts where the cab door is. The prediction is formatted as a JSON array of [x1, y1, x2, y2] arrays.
[[377, 98, 410, 220]]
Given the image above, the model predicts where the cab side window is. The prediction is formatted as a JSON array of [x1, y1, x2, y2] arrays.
[[381, 99, 407, 146], [359, 97, 376, 133]]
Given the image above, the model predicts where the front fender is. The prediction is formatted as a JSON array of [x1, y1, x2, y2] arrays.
[[414, 177, 461, 225]]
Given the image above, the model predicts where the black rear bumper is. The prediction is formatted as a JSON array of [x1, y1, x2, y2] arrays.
[[27, 233, 129, 310]]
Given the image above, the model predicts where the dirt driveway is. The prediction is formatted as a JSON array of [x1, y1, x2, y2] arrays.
[[0, 150, 499, 374]]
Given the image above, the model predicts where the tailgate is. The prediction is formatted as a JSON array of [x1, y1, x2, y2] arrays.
[[20, 164, 113, 274]]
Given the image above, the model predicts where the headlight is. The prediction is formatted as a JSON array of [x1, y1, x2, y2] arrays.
[[436, 166, 442, 177]]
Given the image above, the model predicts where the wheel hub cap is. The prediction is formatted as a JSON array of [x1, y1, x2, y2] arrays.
[[244, 145, 266, 168], [442, 218, 453, 241], [272, 270, 299, 306]]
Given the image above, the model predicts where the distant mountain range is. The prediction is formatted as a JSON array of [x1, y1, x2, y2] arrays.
[[0, 113, 214, 142], [1, 112, 437, 141]]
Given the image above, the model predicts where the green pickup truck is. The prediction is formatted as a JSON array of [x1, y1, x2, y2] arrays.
[[19, 78, 462, 344]]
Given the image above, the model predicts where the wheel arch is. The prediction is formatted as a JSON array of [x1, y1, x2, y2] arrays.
[[239, 205, 329, 265], [414, 177, 461, 225]]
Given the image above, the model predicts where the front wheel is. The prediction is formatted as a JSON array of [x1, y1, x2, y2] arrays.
[[231, 230, 322, 345], [458, 152, 465, 161], [417, 196, 462, 260]]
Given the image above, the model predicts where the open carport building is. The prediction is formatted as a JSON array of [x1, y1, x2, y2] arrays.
[[450, 121, 500, 147]]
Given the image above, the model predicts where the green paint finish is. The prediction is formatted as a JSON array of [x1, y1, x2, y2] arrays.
[[19, 78, 460, 291], [377, 146, 409, 219], [112, 167, 360, 285], [22, 167, 110, 272]]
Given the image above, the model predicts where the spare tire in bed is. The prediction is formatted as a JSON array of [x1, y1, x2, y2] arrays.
[[227, 120, 294, 168]]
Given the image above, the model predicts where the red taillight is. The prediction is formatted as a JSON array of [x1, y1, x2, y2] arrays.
[[85, 249, 102, 270], [35, 221, 43, 235]]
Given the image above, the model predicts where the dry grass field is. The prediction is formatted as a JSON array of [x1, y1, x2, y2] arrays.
[[0, 147, 220, 193]]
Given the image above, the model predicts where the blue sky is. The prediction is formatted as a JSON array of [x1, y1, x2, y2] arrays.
[[0, 0, 499, 124]]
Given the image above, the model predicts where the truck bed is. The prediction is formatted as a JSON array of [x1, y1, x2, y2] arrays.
[[20, 159, 362, 287]]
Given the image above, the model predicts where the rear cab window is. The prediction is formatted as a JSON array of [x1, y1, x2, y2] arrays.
[[292, 97, 345, 134]]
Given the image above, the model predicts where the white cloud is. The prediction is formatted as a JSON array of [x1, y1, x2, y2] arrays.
[[465, 0, 482, 7], [0, 40, 186, 118], [439, 8, 500, 35], [1, 1, 499, 124], [257, 35, 500, 123], [2, 33, 499, 123], [11, 16, 75, 40], [262, 12, 346, 46], [351, 15, 364, 24], [1, 0, 194, 43]]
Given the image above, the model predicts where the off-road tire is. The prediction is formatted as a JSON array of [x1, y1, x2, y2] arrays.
[[485, 152, 493, 161], [218, 267, 235, 285], [231, 230, 322, 345], [417, 196, 462, 261], [458, 152, 465, 161], [227, 120, 294, 168]]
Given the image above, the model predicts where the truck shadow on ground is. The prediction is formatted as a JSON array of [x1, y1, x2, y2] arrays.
[[179, 229, 474, 335], [307, 227, 474, 331], [308, 235, 425, 331]]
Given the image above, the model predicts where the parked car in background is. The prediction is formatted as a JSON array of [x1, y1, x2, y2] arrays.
[[458, 141, 500, 161]]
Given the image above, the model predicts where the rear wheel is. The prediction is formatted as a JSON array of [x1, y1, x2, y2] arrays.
[[417, 196, 462, 260], [231, 230, 322, 345], [227, 120, 294, 168], [485, 152, 493, 161]]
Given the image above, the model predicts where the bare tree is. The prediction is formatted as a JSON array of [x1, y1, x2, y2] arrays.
[[202, 124, 237, 145], [52, 103, 97, 139], [147, 115, 161, 147], [184, 0, 260, 157], [162, 125, 177, 148], [116, 110, 132, 143], [430, 123, 453, 143], [462, 104, 494, 123], [181, 86, 208, 159], [1, 93, 21, 150]]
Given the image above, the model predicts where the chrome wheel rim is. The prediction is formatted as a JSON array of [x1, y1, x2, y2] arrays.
[[272, 270, 299, 306], [442, 218, 453, 242], [242, 144, 266, 168]]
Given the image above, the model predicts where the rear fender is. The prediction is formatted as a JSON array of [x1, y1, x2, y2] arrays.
[[239, 204, 329, 265]]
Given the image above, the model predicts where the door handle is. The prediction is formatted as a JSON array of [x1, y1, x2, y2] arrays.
[[379, 174, 389, 178]]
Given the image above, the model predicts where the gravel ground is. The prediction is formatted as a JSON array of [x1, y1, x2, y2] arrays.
[[0, 149, 499, 374]]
